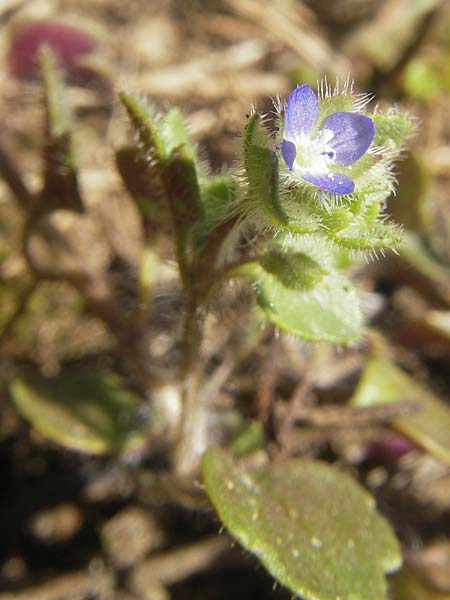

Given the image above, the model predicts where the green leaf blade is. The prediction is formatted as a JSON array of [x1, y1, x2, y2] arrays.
[[10, 371, 150, 454], [162, 144, 203, 227], [202, 448, 401, 600], [115, 145, 169, 226], [38, 46, 83, 213], [351, 358, 450, 465], [119, 92, 164, 160], [159, 108, 197, 163], [255, 268, 363, 344], [243, 113, 289, 228]]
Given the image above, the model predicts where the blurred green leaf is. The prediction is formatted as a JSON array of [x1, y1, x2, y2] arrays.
[[202, 448, 401, 600], [115, 145, 170, 226], [395, 233, 450, 306], [231, 420, 264, 458], [38, 46, 83, 213], [162, 144, 203, 228], [10, 371, 149, 454], [390, 153, 431, 234], [351, 358, 450, 464], [403, 59, 442, 100]]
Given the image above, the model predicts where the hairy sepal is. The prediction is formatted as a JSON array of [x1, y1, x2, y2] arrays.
[[373, 110, 414, 151], [242, 113, 290, 229]]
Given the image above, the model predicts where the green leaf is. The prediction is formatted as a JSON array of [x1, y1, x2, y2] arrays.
[[161, 144, 203, 227], [119, 92, 164, 160], [351, 358, 450, 465], [403, 59, 442, 100], [333, 221, 403, 252], [200, 175, 236, 227], [243, 113, 289, 228], [320, 206, 354, 233], [373, 112, 413, 149], [159, 108, 197, 163], [38, 47, 83, 213], [202, 448, 401, 600], [260, 251, 326, 291], [231, 420, 264, 458], [395, 233, 450, 305], [192, 175, 238, 247], [254, 266, 363, 343], [115, 145, 169, 226], [10, 371, 150, 454]]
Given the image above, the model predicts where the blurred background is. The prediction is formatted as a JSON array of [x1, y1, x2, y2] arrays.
[[0, 0, 449, 599]]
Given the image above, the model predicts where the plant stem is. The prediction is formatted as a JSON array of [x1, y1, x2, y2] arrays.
[[173, 218, 241, 477], [174, 296, 208, 477], [0, 278, 38, 343], [0, 142, 34, 211]]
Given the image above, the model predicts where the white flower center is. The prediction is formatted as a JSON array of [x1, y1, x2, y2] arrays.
[[293, 128, 335, 174]]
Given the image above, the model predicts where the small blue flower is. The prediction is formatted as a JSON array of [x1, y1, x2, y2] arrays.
[[281, 84, 375, 195]]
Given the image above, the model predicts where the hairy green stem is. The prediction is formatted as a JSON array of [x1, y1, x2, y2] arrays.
[[174, 298, 207, 477], [173, 218, 240, 476]]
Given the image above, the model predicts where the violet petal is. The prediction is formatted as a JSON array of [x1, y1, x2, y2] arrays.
[[302, 170, 355, 195], [281, 139, 296, 170], [322, 112, 375, 166], [284, 84, 319, 140]]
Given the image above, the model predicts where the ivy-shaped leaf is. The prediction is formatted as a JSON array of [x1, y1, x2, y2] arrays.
[[202, 448, 401, 600]]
